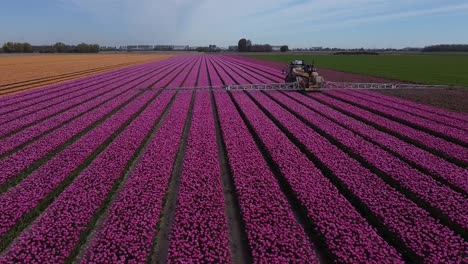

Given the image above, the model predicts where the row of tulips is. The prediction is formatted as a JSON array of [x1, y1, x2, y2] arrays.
[[0, 92, 172, 239], [210, 55, 467, 262], [82, 91, 192, 263], [0, 91, 174, 263], [167, 92, 231, 262], [310, 93, 468, 165], [196, 56, 211, 86], [328, 91, 468, 144], [183, 56, 202, 87], [0, 56, 191, 136], [248, 91, 467, 263], [347, 90, 468, 130], [286, 92, 468, 194], [212, 79, 318, 261], [269, 92, 468, 229], [220, 55, 284, 79], [151, 57, 199, 89], [0, 56, 188, 136], [232, 91, 403, 263], [203, 57, 222, 86], [0, 58, 185, 156], [218, 56, 285, 83], [0, 58, 160, 107], [0, 57, 192, 187], [358, 90, 468, 122], [219, 56, 281, 84], [0, 60, 156, 122], [0, 88, 134, 156]]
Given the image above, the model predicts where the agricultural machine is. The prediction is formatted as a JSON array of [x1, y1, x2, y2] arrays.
[[283, 60, 324, 91]]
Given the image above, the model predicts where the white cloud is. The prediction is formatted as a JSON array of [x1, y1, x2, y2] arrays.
[[59, 0, 468, 47]]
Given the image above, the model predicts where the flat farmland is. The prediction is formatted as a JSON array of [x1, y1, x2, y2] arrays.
[[250, 53, 468, 87], [0, 55, 466, 263], [0, 53, 172, 96]]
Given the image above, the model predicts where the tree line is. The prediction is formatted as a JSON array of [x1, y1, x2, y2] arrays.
[[237, 38, 288, 52], [422, 44, 468, 52], [1, 42, 100, 53]]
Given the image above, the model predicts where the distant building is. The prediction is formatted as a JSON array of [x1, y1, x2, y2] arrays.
[[126, 45, 154, 51], [173, 45, 189, 51], [227, 45, 285, 52], [271, 45, 282, 52], [154, 45, 173, 51]]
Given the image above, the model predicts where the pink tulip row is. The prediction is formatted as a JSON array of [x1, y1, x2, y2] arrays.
[[248, 91, 467, 263], [196, 56, 211, 86], [346, 90, 468, 130], [207, 56, 236, 85], [183, 56, 202, 87], [358, 90, 468, 122], [0, 57, 192, 187], [0, 59, 154, 107], [218, 56, 283, 83], [231, 91, 403, 263], [218, 56, 286, 83], [0, 90, 137, 186], [215, 58, 256, 85], [0, 59, 183, 156], [169, 56, 201, 88], [327, 91, 468, 145], [152, 57, 199, 89], [167, 92, 231, 262], [82, 91, 192, 263], [0, 91, 175, 263], [178, 56, 205, 85], [179, 56, 204, 88], [214, 91, 318, 262], [268, 92, 467, 229], [203, 57, 222, 86], [310, 93, 468, 164], [212, 58, 252, 84], [222, 56, 284, 78], [0, 56, 191, 138], [0, 61, 153, 121], [0, 88, 134, 156], [286, 92, 468, 194], [0, 92, 172, 238]]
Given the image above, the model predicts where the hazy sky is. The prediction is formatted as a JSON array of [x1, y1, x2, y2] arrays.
[[1, 0, 467, 48]]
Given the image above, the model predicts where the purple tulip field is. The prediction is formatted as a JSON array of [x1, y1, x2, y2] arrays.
[[0, 54, 466, 263]]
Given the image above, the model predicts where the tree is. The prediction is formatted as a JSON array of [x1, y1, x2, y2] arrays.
[[246, 39, 252, 51], [2, 42, 15, 53], [238, 38, 247, 52], [422, 44, 468, 52], [14, 43, 25, 52], [280, 45, 289, 52], [76, 43, 90, 53], [2, 42, 32, 53], [23, 42, 33, 53], [76, 43, 100, 53], [54, 42, 67, 53]]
